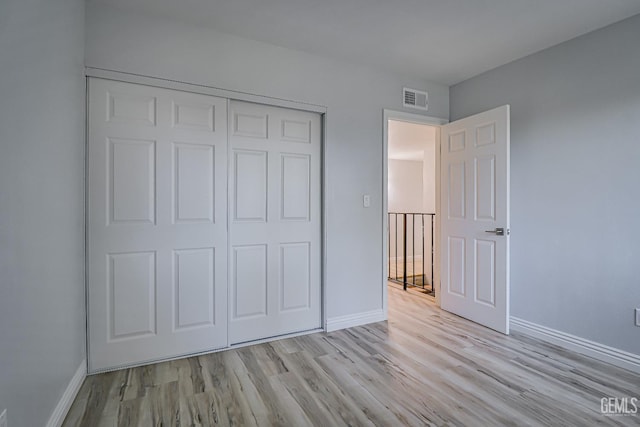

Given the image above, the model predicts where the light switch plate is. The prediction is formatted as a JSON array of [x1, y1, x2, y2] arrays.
[[363, 194, 371, 208]]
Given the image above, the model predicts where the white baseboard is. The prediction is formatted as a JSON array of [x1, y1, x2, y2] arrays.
[[510, 317, 640, 374], [326, 309, 386, 332], [46, 359, 86, 427]]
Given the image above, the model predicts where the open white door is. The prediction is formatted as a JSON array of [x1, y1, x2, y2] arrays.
[[440, 105, 510, 334]]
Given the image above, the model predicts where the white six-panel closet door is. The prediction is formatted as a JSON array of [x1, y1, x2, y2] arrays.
[[87, 78, 228, 372], [228, 101, 322, 344]]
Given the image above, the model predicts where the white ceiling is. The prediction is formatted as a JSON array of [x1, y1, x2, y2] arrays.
[[89, 0, 640, 86], [388, 120, 435, 161]]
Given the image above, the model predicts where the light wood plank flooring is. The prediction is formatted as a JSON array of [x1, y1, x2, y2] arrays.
[[388, 280, 434, 296], [64, 286, 640, 426], [389, 259, 432, 285]]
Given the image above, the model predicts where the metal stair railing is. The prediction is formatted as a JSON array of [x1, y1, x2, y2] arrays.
[[388, 212, 435, 295]]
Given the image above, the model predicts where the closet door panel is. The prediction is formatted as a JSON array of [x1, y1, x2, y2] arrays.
[[87, 78, 228, 372]]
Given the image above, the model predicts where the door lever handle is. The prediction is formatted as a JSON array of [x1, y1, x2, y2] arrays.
[[485, 227, 508, 236]]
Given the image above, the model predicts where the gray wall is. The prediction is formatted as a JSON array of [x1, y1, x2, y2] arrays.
[[388, 159, 424, 213], [0, 0, 86, 425], [85, 4, 449, 320], [450, 14, 640, 355]]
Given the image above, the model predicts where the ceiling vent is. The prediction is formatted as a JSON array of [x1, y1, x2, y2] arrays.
[[403, 87, 428, 111]]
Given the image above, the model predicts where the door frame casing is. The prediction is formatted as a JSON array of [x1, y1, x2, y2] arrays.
[[382, 109, 448, 317], [85, 68, 329, 373]]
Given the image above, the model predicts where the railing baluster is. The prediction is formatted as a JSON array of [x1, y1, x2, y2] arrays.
[[422, 214, 425, 289], [431, 214, 435, 295], [412, 214, 417, 289], [387, 213, 391, 280], [402, 214, 407, 291], [395, 213, 398, 280]]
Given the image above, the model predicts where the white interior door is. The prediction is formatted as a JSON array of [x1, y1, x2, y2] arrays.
[[87, 78, 228, 371], [229, 100, 322, 344], [440, 105, 510, 334]]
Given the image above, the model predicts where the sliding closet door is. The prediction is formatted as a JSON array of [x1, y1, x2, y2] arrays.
[[87, 78, 228, 372], [229, 101, 322, 344]]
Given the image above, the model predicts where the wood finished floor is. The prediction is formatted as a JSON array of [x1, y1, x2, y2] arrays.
[[389, 259, 431, 285], [64, 286, 640, 426]]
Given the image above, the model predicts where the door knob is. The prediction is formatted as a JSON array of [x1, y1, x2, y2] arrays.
[[484, 227, 509, 236]]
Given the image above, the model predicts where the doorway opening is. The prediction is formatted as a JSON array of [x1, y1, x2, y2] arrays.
[[382, 111, 446, 312], [386, 119, 438, 296]]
